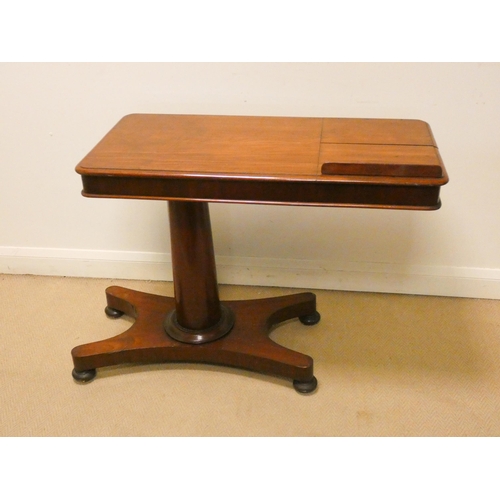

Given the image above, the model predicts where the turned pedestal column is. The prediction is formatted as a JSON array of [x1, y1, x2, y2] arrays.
[[163, 201, 235, 344]]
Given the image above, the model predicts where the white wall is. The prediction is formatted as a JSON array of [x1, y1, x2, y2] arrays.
[[1, 62, 499, 298]]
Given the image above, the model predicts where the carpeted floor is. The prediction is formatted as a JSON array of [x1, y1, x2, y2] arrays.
[[1, 273, 500, 436]]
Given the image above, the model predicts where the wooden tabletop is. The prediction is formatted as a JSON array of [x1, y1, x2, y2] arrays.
[[76, 114, 448, 209]]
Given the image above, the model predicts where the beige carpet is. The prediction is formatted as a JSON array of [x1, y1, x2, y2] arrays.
[[2, 273, 500, 436]]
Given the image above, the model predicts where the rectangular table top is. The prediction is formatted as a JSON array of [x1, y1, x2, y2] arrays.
[[76, 114, 448, 210]]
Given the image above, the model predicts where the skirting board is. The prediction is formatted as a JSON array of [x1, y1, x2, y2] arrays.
[[1, 246, 500, 300]]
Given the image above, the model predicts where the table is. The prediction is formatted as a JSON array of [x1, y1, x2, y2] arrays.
[[71, 114, 448, 393]]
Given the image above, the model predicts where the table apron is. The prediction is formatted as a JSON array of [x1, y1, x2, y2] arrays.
[[80, 175, 442, 210]]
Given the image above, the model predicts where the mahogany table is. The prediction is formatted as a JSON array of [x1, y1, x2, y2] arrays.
[[71, 114, 448, 393]]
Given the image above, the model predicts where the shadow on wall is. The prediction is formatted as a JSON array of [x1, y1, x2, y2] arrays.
[[211, 203, 418, 265]]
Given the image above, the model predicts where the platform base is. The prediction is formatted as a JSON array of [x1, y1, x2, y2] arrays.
[[71, 286, 319, 392]]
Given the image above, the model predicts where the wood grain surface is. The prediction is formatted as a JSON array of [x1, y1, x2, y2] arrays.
[[320, 118, 437, 146], [77, 114, 323, 177], [71, 114, 450, 390], [76, 114, 448, 209]]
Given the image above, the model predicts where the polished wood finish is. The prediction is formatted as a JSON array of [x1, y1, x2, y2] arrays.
[[72, 286, 317, 383], [168, 201, 221, 331], [77, 114, 322, 177], [72, 114, 448, 392], [319, 118, 443, 179], [164, 200, 235, 344], [320, 117, 438, 146], [77, 114, 448, 209], [72, 197, 318, 389], [320, 145, 443, 178]]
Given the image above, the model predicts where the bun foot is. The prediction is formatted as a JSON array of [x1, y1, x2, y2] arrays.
[[105, 306, 124, 319], [293, 376, 318, 394], [299, 311, 321, 326], [72, 368, 97, 383]]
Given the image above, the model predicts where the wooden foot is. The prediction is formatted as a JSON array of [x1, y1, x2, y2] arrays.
[[71, 285, 319, 389], [72, 368, 97, 383]]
